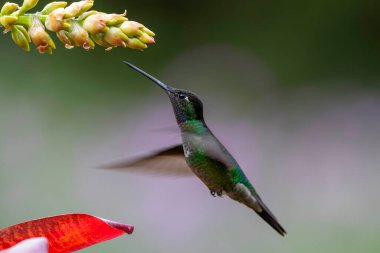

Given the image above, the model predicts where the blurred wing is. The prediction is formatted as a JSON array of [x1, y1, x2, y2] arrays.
[[99, 145, 194, 176], [149, 125, 180, 133]]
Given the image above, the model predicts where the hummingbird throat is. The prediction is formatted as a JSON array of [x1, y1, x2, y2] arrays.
[[171, 97, 204, 124], [179, 119, 207, 134]]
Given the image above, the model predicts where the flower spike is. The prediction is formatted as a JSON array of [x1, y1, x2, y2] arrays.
[[0, 0, 155, 54]]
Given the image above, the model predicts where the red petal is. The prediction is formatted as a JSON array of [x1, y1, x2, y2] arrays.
[[0, 214, 134, 253]]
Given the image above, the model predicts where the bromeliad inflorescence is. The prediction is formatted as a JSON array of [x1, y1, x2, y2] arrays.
[[0, 0, 155, 54]]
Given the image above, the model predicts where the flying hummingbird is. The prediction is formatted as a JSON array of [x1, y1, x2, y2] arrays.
[[105, 61, 286, 236]]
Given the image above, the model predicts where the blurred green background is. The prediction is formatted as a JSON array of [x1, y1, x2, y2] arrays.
[[1, 0, 380, 252]]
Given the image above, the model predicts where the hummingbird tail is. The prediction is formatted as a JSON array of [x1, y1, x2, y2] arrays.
[[256, 199, 287, 236], [229, 183, 286, 236]]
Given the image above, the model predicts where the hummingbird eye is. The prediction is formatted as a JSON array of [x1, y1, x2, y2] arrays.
[[178, 93, 187, 100]]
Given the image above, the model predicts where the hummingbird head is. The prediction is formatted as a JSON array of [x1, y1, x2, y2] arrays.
[[124, 61, 204, 125], [166, 88, 204, 124]]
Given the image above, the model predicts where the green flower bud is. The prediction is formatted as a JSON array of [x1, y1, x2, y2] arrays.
[[28, 15, 56, 54], [17, 24, 30, 40], [11, 25, 30, 51], [1, 2, 19, 15], [104, 27, 128, 47], [82, 13, 107, 34], [141, 27, 155, 37], [56, 30, 74, 49], [78, 10, 98, 20], [138, 32, 155, 44], [45, 8, 71, 32], [120, 21, 143, 37], [64, 0, 94, 18], [41, 2, 68, 15], [90, 32, 111, 47], [0, 15, 18, 30], [68, 21, 94, 50], [19, 0, 39, 15], [104, 12, 128, 26], [127, 37, 147, 51]]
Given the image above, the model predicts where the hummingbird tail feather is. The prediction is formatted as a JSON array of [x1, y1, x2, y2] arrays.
[[256, 199, 287, 236]]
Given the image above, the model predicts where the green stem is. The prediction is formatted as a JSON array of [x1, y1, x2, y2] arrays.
[[14, 14, 47, 28], [16, 15, 31, 27], [39, 14, 47, 23]]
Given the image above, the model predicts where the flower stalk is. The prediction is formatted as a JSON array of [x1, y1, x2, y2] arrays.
[[0, 0, 155, 54]]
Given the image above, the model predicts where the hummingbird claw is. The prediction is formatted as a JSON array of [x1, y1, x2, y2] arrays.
[[210, 190, 223, 197]]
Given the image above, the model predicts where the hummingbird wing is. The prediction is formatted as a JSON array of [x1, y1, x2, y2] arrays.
[[99, 144, 194, 176], [183, 132, 236, 168]]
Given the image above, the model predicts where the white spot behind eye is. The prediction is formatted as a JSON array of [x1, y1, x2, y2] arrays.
[[178, 93, 187, 100]]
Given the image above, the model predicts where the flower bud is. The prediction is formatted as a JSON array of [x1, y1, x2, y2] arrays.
[[120, 21, 143, 37], [41, 2, 68, 15], [64, 0, 94, 18], [127, 38, 147, 50], [28, 16, 56, 54], [56, 30, 74, 49], [90, 32, 111, 47], [82, 13, 107, 34], [120, 21, 155, 39], [104, 27, 128, 47], [78, 10, 98, 20], [141, 27, 155, 37], [68, 21, 94, 50], [138, 33, 155, 44], [45, 8, 70, 32], [104, 12, 127, 26], [16, 24, 30, 40], [0, 16, 18, 30], [19, 0, 39, 15], [11, 25, 30, 51], [1, 2, 19, 15]]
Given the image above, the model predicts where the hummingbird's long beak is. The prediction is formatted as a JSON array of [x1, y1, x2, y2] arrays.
[[123, 61, 175, 93]]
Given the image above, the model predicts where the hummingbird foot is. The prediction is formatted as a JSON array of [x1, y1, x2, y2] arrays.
[[210, 190, 223, 197]]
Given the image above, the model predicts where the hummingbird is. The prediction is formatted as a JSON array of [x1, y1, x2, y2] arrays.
[[105, 61, 286, 236]]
